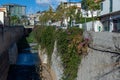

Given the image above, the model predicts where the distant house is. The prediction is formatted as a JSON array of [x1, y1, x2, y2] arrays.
[[83, 20, 103, 32], [27, 12, 43, 26], [0, 8, 9, 26], [2, 3, 26, 18], [100, 0, 120, 32], [80, 0, 102, 32], [63, 2, 81, 8], [81, 9, 98, 18], [57, 2, 81, 28], [27, 14, 36, 26]]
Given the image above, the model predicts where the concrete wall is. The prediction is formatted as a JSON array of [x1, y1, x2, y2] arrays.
[[0, 26, 24, 54], [77, 31, 120, 80], [113, 0, 120, 12], [100, 0, 110, 15], [0, 26, 24, 80], [38, 41, 63, 80], [83, 21, 103, 32], [88, 32, 120, 53], [77, 48, 120, 80], [0, 51, 9, 80], [51, 41, 63, 80], [101, 0, 120, 15], [8, 43, 18, 64]]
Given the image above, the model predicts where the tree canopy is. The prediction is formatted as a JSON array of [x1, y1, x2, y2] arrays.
[[39, 2, 81, 26], [82, 0, 102, 11], [39, 6, 54, 25], [10, 15, 20, 25]]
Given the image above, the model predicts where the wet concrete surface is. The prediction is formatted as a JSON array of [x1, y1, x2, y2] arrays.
[[7, 65, 41, 80], [7, 42, 41, 80]]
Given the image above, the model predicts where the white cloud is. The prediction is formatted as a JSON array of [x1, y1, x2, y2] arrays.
[[36, 0, 50, 4], [36, 0, 67, 5]]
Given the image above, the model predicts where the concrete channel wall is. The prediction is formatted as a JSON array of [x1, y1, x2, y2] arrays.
[[0, 26, 24, 80], [84, 31, 120, 54], [77, 31, 120, 80]]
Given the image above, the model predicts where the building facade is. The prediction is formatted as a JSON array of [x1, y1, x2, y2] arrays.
[[2, 4, 26, 18], [100, 0, 120, 32], [81, 9, 98, 18], [0, 8, 9, 26], [27, 13, 42, 25], [63, 2, 81, 8]]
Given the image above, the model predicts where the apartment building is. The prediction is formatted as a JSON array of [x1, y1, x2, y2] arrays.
[[63, 2, 81, 8], [100, 0, 120, 32], [2, 3, 26, 18]]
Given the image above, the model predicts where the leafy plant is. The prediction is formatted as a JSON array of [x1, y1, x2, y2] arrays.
[[34, 26, 55, 62], [57, 27, 84, 80], [81, 0, 102, 30], [26, 31, 37, 43], [34, 26, 88, 80], [76, 17, 98, 23], [10, 15, 20, 25]]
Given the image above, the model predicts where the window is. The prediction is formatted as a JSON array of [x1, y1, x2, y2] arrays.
[[110, 0, 113, 12], [101, 3, 103, 11]]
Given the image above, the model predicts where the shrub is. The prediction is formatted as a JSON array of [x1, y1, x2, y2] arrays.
[[34, 26, 55, 62], [34, 26, 88, 80]]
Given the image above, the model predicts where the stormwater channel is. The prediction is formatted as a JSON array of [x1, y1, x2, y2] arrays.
[[7, 37, 41, 80]]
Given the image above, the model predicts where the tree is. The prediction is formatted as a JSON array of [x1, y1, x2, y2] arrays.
[[82, 0, 102, 31], [75, 9, 82, 23], [21, 15, 28, 25], [55, 2, 78, 27], [66, 6, 77, 26], [10, 15, 20, 26], [39, 6, 54, 25], [39, 12, 49, 25], [53, 2, 66, 21]]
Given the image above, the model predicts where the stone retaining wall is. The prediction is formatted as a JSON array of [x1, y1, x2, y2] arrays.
[[77, 31, 120, 80], [0, 26, 24, 80], [84, 31, 120, 54]]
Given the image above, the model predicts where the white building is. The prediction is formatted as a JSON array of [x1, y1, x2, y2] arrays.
[[27, 13, 42, 25], [83, 20, 103, 32], [58, 2, 81, 28], [0, 12, 4, 26], [0, 8, 9, 26], [100, 0, 120, 32], [63, 2, 81, 8], [27, 14, 35, 25], [81, 9, 98, 18]]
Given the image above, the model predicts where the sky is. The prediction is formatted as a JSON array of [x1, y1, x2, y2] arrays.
[[0, 0, 81, 14]]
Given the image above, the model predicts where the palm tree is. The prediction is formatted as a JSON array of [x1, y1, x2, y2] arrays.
[[82, 0, 102, 31]]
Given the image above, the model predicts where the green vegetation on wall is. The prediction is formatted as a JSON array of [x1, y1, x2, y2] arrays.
[[76, 17, 98, 24], [57, 27, 84, 80], [34, 26, 55, 61], [34, 26, 88, 80], [26, 31, 37, 43]]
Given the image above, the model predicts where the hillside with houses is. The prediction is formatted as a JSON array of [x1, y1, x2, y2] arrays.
[[0, 0, 120, 80]]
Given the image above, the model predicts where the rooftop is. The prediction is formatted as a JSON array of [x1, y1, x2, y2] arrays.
[[2, 3, 26, 7]]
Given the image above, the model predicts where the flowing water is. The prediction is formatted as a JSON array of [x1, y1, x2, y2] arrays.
[[7, 42, 41, 80]]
